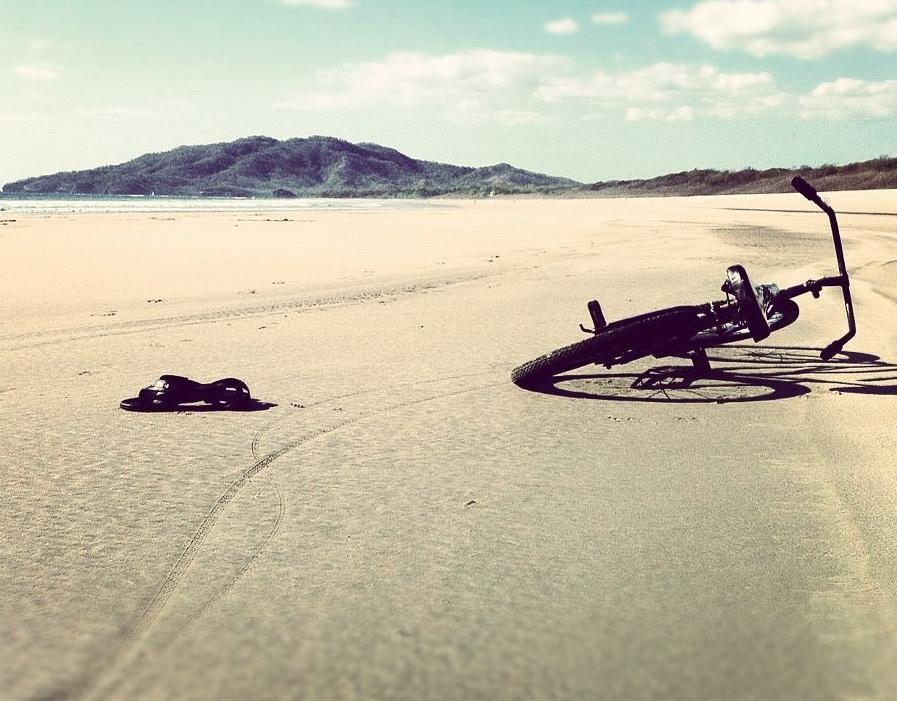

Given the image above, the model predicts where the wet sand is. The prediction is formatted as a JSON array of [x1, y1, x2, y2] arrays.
[[3, 192, 897, 700]]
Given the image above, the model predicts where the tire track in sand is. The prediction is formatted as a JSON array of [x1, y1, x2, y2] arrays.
[[180, 480, 285, 632], [1, 263, 536, 352], [76, 374, 504, 701], [249, 370, 494, 460]]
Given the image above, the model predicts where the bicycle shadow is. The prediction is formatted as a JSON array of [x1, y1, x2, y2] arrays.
[[521, 346, 897, 404]]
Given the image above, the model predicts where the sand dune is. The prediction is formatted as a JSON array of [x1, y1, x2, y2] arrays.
[[2, 192, 897, 700]]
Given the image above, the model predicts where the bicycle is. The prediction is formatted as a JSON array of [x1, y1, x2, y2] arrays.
[[511, 177, 856, 387]]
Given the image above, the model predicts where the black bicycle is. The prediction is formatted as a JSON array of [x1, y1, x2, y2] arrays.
[[511, 177, 856, 387]]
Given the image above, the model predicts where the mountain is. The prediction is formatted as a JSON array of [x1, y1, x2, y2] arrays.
[[1, 136, 578, 197], [4, 136, 894, 198]]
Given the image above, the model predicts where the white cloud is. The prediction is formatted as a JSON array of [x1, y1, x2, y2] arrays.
[[591, 12, 629, 25], [539, 63, 897, 121], [626, 106, 696, 122], [538, 63, 774, 108], [276, 47, 897, 127], [537, 62, 799, 120], [799, 78, 897, 117], [280, 0, 353, 8], [661, 0, 897, 58], [544, 18, 579, 34], [277, 49, 568, 124], [495, 109, 552, 126], [14, 64, 59, 80], [444, 100, 553, 126]]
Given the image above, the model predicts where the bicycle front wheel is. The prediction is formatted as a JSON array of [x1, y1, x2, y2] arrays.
[[511, 306, 706, 386]]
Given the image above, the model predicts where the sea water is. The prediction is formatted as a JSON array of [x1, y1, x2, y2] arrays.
[[0, 194, 448, 216]]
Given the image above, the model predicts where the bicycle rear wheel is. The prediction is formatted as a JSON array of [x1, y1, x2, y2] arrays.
[[511, 306, 706, 386]]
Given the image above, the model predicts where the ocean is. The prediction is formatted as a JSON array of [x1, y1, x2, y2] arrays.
[[0, 194, 448, 216]]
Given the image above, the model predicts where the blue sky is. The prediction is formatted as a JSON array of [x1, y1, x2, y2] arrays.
[[1, 0, 896, 185]]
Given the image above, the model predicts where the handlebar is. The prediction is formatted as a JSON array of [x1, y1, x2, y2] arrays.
[[788, 177, 856, 359], [791, 175, 822, 205]]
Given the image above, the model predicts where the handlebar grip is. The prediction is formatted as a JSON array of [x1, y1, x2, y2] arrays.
[[820, 340, 843, 361], [791, 176, 821, 203]]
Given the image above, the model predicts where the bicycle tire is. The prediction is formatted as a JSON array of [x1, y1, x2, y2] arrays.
[[511, 306, 705, 386]]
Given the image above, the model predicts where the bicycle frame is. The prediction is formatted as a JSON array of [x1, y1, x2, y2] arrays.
[[653, 177, 855, 366], [774, 177, 856, 360], [511, 176, 859, 387]]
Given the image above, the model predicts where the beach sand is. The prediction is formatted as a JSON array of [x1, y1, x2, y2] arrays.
[[3, 192, 897, 700]]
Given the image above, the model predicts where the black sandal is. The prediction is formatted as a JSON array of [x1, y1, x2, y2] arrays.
[[120, 375, 252, 411]]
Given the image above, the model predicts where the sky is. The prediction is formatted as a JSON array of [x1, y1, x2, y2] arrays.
[[1, 0, 896, 185]]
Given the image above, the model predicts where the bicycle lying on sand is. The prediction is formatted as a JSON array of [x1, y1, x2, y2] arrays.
[[511, 177, 856, 387]]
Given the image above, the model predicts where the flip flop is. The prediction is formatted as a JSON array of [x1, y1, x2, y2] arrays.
[[120, 375, 252, 411]]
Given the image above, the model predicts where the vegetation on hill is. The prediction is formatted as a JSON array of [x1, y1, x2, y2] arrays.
[[581, 156, 897, 198], [2, 135, 894, 198], [1, 136, 577, 197]]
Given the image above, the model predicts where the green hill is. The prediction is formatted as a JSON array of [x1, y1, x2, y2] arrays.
[[4, 136, 894, 198], [582, 157, 897, 197], [1, 136, 578, 197]]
